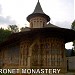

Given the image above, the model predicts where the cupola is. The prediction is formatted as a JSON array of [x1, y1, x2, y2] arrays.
[[27, 0, 50, 28]]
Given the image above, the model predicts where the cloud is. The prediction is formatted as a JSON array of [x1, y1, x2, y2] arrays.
[[55, 21, 72, 29], [0, 4, 16, 25], [0, 4, 2, 14], [0, 16, 16, 25]]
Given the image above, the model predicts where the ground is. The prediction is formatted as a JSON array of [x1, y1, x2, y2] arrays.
[[0, 72, 75, 75]]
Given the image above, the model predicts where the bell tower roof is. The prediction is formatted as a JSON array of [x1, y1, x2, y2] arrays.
[[27, 0, 50, 22], [33, 0, 44, 14]]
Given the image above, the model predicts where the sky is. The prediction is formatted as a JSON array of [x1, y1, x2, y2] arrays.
[[0, 0, 74, 49]]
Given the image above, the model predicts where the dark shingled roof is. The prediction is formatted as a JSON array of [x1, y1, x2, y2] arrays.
[[0, 27, 75, 48], [45, 22, 60, 28], [27, 0, 50, 22], [33, 0, 44, 14]]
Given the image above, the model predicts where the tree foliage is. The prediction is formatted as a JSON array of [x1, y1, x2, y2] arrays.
[[71, 20, 75, 55], [71, 20, 75, 30], [8, 25, 19, 33], [0, 25, 19, 44], [0, 28, 11, 43], [71, 48, 75, 56]]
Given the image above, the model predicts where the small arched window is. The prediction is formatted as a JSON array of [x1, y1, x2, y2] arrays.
[[43, 22, 45, 27], [31, 22, 33, 28]]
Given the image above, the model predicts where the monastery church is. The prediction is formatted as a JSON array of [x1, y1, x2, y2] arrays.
[[0, 0, 75, 75]]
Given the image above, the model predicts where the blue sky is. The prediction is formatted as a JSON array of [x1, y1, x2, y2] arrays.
[[0, 0, 74, 29]]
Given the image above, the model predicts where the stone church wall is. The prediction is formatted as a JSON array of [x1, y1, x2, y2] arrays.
[[0, 42, 20, 68]]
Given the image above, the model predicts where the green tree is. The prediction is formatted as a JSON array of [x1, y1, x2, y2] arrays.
[[8, 25, 19, 33], [71, 20, 75, 30], [0, 28, 11, 43], [71, 20, 75, 55], [71, 48, 75, 56]]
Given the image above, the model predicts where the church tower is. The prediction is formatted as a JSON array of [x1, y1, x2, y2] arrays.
[[27, 0, 50, 28]]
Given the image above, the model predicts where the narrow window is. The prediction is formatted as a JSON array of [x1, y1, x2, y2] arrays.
[[43, 22, 45, 27], [31, 22, 33, 28]]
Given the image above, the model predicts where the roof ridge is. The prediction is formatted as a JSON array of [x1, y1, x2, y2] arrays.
[[45, 22, 60, 28]]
